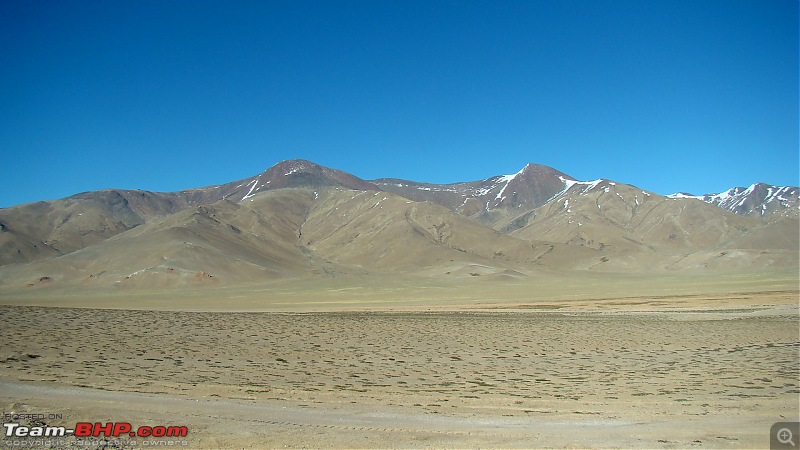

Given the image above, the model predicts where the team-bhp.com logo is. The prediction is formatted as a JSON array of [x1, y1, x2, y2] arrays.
[[4, 422, 188, 438]]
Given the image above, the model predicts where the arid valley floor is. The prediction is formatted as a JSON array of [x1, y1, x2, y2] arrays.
[[0, 272, 797, 449]]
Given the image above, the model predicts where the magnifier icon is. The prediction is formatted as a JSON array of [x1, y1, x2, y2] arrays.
[[778, 428, 795, 446]]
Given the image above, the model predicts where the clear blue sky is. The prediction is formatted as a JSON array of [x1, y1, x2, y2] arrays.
[[1, 0, 797, 207]]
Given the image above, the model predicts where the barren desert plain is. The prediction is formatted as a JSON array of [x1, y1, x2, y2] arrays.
[[0, 270, 798, 449]]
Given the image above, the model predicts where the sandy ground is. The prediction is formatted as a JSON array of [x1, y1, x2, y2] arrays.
[[0, 275, 798, 449]]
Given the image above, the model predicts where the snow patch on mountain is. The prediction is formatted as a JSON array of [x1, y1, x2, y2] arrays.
[[495, 173, 518, 200], [242, 178, 260, 201], [550, 177, 609, 201], [669, 183, 799, 217]]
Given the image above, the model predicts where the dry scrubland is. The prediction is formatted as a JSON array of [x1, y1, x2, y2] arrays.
[[0, 273, 798, 449]]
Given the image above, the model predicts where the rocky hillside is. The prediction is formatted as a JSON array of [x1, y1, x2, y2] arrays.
[[0, 159, 796, 287]]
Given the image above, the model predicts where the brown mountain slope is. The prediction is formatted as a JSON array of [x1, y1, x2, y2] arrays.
[[0, 190, 192, 266], [717, 217, 799, 250], [2, 159, 795, 284], [671, 183, 799, 219], [300, 189, 595, 277], [498, 179, 798, 271], [177, 159, 381, 206], [0, 159, 380, 267], [0, 190, 319, 290], [373, 163, 574, 225], [0, 187, 611, 291]]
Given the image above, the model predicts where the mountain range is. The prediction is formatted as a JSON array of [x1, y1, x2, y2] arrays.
[[0, 159, 796, 291]]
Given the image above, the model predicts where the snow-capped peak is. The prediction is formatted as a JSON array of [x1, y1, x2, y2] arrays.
[[669, 182, 799, 217], [666, 192, 702, 200]]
